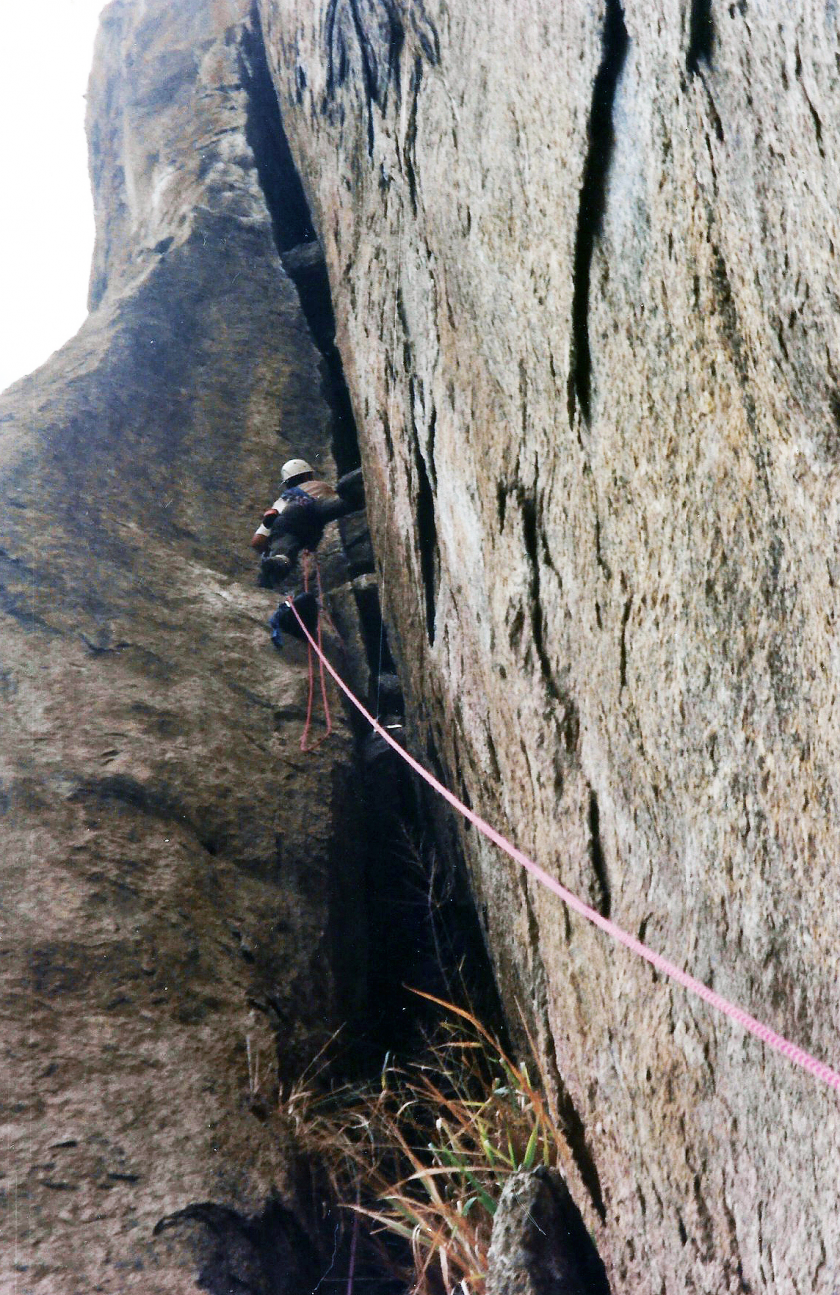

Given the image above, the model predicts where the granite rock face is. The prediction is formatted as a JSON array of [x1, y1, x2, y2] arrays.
[[262, 2, 840, 1290], [0, 1, 369, 1290]]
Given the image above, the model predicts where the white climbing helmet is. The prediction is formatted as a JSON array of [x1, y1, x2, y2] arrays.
[[281, 458, 314, 483]]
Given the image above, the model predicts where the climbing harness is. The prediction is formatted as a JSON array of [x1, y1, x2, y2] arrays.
[[286, 596, 840, 1096], [298, 551, 333, 752]]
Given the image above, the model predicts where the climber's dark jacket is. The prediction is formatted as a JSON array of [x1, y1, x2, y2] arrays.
[[251, 479, 345, 553]]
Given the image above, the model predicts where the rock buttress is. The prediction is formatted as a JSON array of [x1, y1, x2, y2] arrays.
[[0, 1, 367, 1290], [262, 1, 840, 1291]]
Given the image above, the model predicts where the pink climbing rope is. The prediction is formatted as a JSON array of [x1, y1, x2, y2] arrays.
[[286, 597, 840, 1094]]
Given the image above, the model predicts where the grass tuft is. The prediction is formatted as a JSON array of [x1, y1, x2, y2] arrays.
[[283, 991, 564, 1295]]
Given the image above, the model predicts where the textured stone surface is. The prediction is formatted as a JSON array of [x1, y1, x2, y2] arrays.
[[487, 1168, 610, 1295], [0, 1, 366, 1290], [263, 2, 840, 1290]]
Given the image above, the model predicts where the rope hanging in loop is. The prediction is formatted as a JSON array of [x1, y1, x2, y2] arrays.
[[298, 551, 333, 753]]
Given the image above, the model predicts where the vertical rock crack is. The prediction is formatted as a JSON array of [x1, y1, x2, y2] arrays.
[[415, 442, 439, 645], [240, 5, 360, 472], [588, 787, 611, 918], [686, 0, 714, 75], [567, 0, 629, 428]]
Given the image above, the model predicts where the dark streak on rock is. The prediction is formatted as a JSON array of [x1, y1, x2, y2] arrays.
[[685, 0, 724, 143], [68, 774, 183, 821], [485, 727, 501, 782], [686, 0, 715, 74], [0, 586, 62, 636], [693, 1171, 715, 1263], [381, 404, 394, 456], [415, 444, 439, 645], [555, 698, 581, 760], [594, 514, 612, 582], [703, 87, 725, 144], [350, 0, 394, 154], [710, 246, 745, 379], [568, 0, 629, 427], [324, 0, 438, 159], [324, 0, 348, 96], [497, 482, 509, 531], [409, 0, 441, 65], [508, 605, 525, 646], [427, 401, 437, 487], [404, 56, 423, 215], [720, 1191, 755, 1293], [709, 244, 768, 500], [395, 284, 414, 379], [588, 788, 611, 918], [794, 44, 825, 159], [521, 493, 563, 702], [79, 633, 131, 656], [774, 315, 790, 363], [619, 595, 632, 690]]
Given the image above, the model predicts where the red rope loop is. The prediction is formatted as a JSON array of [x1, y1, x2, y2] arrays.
[[298, 551, 332, 752]]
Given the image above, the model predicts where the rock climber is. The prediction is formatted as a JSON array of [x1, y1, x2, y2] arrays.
[[251, 457, 346, 587], [251, 457, 367, 747], [252, 457, 364, 650]]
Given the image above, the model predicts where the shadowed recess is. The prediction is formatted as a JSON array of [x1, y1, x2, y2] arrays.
[[414, 444, 439, 645], [686, 0, 715, 74], [240, 6, 360, 473]]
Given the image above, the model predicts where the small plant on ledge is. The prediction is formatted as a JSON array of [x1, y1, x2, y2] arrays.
[[283, 991, 564, 1295]]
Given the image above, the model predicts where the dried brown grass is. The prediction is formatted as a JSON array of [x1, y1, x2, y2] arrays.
[[283, 991, 563, 1295]]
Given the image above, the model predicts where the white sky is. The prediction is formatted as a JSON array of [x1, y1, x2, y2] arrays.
[[0, 1, 110, 394]]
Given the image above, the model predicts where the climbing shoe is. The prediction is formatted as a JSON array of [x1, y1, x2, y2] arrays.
[[269, 593, 319, 649], [259, 552, 292, 589]]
